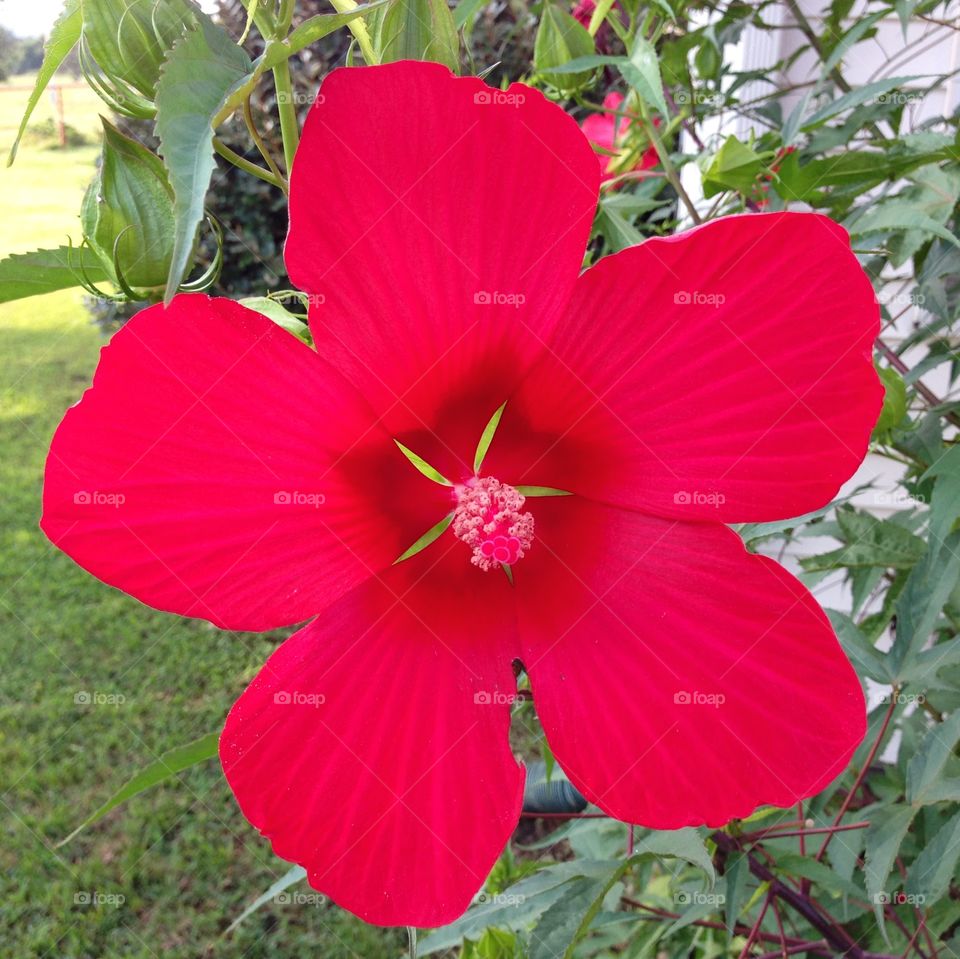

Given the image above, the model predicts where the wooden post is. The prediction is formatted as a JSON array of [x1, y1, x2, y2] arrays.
[[52, 86, 66, 147]]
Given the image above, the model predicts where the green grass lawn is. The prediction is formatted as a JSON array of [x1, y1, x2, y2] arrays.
[[0, 79, 399, 958]]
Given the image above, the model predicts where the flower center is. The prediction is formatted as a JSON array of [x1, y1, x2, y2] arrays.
[[452, 477, 534, 571]]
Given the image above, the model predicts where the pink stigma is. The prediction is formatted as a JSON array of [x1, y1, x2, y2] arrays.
[[452, 477, 534, 571]]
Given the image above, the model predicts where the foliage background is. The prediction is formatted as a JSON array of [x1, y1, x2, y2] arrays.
[[1, 1, 959, 957]]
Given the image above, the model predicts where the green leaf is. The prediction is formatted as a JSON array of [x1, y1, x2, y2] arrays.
[[701, 135, 763, 198], [515, 486, 572, 497], [633, 828, 715, 883], [394, 441, 453, 485], [474, 402, 507, 474], [534, 4, 596, 92], [155, 16, 253, 302], [394, 513, 454, 564], [828, 611, 894, 684], [421, 861, 620, 955], [905, 810, 960, 903], [82, 118, 176, 291], [377, 0, 459, 71], [821, 11, 885, 76], [619, 36, 668, 118], [873, 365, 907, 439], [849, 201, 960, 254], [800, 508, 925, 572], [238, 297, 312, 344], [891, 532, 960, 678], [864, 804, 917, 919], [7, 0, 82, 165], [226, 864, 307, 933], [528, 873, 620, 959], [0, 246, 111, 303], [801, 76, 920, 129], [922, 446, 960, 544], [58, 732, 218, 845], [906, 712, 960, 806]]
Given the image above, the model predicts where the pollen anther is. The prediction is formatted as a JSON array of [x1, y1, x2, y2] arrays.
[[452, 477, 534, 571]]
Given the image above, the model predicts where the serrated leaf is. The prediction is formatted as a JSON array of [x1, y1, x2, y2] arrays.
[[8, 0, 81, 164], [58, 732, 218, 845], [801, 76, 920, 129], [529, 872, 619, 959], [849, 201, 960, 253], [226, 864, 307, 933], [420, 861, 619, 955], [907, 712, 960, 806], [377, 0, 459, 71], [155, 17, 253, 302], [891, 532, 960, 678], [828, 611, 894, 683], [619, 36, 668, 118], [864, 804, 917, 920], [873, 365, 907, 439], [534, 4, 596, 92], [800, 508, 925, 572], [922, 446, 960, 545], [633, 828, 715, 883], [0, 245, 111, 303], [905, 811, 960, 903]]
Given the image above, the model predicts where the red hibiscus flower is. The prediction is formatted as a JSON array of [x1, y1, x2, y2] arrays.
[[581, 91, 659, 182], [42, 61, 882, 927]]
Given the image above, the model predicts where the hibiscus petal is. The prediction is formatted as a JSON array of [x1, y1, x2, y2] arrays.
[[488, 212, 882, 522], [516, 497, 865, 828], [285, 60, 599, 458], [41, 295, 441, 631], [220, 562, 524, 927]]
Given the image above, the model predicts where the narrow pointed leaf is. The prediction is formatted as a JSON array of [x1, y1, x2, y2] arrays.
[[226, 864, 308, 933], [474, 401, 507, 473], [7, 0, 82, 164], [155, 17, 253, 302], [58, 732, 219, 845], [394, 440, 453, 485], [394, 513, 454, 564], [516, 486, 572, 497]]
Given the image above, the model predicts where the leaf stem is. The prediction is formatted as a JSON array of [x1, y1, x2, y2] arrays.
[[272, 61, 300, 175], [327, 0, 378, 64], [637, 99, 701, 225], [212, 137, 285, 190]]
